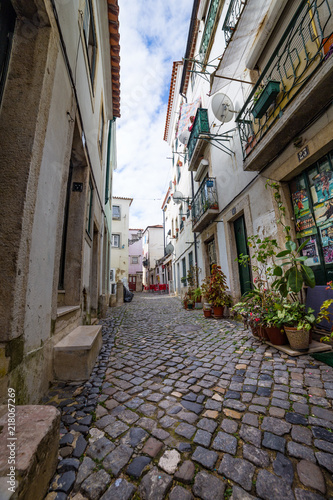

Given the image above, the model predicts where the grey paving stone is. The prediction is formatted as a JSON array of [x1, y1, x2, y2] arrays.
[[169, 486, 194, 500], [177, 410, 199, 424], [139, 467, 172, 500], [297, 460, 326, 494], [57, 458, 80, 473], [103, 444, 133, 476], [73, 456, 95, 492], [262, 432, 286, 453], [100, 478, 136, 500], [261, 416, 291, 436], [174, 460, 195, 484], [294, 489, 327, 500], [212, 431, 237, 454], [312, 426, 333, 443], [151, 428, 170, 441], [137, 417, 157, 432], [81, 469, 110, 500], [159, 415, 177, 428], [311, 406, 333, 422], [192, 470, 226, 500], [242, 413, 259, 427], [104, 420, 129, 439], [142, 437, 164, 457], [223, 400, 246, 411], [221, 418, 238, 434], [181, 400, 203, 414], [126, 456, 151, 478], [50, 471, 76, 494], [197, 418, 218, 433], [256, 470, 295, 500], [291, 425, 312, 445], [120, 426, 148, 447], [287, 441, 316, 462], [192, 446, 218, 470], [139, 403, 157, 417], [315, 451, 333, 472], [86, 437, 115, 461], [193, 429, 212, 447], [218, 454, 255, 491], [272, 452, 294, 485], [314, 439, 333, 453], [175, 422, 196, 439], [285, 412, 307, 425], [239, 424, 261, 447], [230, 486, 258, 500], [243, 443, 269, 467], [72, 434, 87, 458]]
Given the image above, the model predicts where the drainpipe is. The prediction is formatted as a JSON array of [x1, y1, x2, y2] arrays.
[[191, 171, 199, 284]]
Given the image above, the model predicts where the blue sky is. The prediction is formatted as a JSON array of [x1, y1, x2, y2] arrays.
[[113, 0, 194, 230]]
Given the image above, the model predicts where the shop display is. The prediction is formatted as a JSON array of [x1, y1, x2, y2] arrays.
[[314, 200, 333, 226], [300, 236, 320, 266], [309, 167, 333, 204]]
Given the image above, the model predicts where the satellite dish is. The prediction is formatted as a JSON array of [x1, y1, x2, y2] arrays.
[[165, 243, 174, 255], [172, 191, 184, 204], [211, 93, 235, 123], [178, 129, 190, 145]]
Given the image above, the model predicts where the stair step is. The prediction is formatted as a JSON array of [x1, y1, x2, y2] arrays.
[[0, 406, 60, 500], [56, 305, 80, 318], [53, 325, 102, 381]]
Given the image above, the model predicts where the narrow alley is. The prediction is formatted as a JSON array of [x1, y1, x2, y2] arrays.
[[45, 294, 333, 500]]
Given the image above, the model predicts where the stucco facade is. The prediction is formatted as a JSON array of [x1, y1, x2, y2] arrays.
[[163, 0, 333, 308], [110, 197, 133, 286], [142, 226, 164, 288], [0, 0, 120, 404], [128, 229, 143, 292]]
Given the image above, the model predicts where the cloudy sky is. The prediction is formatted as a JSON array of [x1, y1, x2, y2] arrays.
[[113, 0, 194, 230]]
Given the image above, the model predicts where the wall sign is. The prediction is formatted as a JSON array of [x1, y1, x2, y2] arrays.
[[298, 145, 309, 162]]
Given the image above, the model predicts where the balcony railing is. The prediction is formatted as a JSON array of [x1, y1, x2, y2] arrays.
[[199, 0, 221, 63], [192, 177, 219, 232], [222, 0, 246, 45], [187, 108, 210, 162], [236, 0, 333, 159]]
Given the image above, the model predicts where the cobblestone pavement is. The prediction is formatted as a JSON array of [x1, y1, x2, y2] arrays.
[[45, 293, 333, 500]]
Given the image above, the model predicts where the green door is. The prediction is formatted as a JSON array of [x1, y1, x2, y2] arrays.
[[234, 215, 252, 296]]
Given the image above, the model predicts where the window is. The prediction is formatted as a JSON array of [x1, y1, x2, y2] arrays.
[[182, 257, 186, 286], [86, 178, 93, 236], [112, 205, 120, 219], [189, 251, 193, 270], [0, 0, 16, 106], [207, 239, 217, 273], [83, 0, 97, 84], [131, 256, 139, 264], [111, 234, 120, 247], [99, 102, 105, 154]]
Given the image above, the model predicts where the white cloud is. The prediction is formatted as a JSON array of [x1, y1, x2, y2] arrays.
[[114, 0, 193, 230]]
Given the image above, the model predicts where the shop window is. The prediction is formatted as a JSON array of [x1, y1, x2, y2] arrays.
[[290, 149, 333, 284]]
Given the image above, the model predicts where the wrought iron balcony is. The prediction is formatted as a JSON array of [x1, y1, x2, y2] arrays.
[[199, 0, 221, 64], [236, 0, 333, 167], [142, 258, 149, 268], [192, 177, 219, 233], [222, 0, 246, 45], [187, 109, 210, 170]]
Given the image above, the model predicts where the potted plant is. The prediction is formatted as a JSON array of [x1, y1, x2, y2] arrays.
[[181, 276, 187, 286], [182, 293, 188, 309], [193, 287, 203, 309], [274, 299, 316, 350], [201, 264, 231, 318]]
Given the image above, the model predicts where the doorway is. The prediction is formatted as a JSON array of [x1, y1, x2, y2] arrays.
[[234, 215, 252, 296]]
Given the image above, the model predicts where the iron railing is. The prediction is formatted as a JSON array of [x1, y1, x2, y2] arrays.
[[236, 0, 333, 159], [222, 0, 246, 45], [199, 0, 221, 62], [187, 109, 210, 161], [192, 177, 219, 226]]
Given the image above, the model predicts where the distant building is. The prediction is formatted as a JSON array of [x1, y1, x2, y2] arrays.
[[142, 226, 164, 289], [128, 229, 143, 291], [110, 197, 133, 293]]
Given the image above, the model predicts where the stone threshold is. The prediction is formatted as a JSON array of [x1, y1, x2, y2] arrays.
[[56, 305, 80, 318], [264, 339, 332, 357]]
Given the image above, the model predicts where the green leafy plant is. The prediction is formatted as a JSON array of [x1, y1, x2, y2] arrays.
[[265, 181, 315, 299], [201, 264, 231, 308], [274, 299, 316, 332]]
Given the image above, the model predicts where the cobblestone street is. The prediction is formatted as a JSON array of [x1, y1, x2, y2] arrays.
[[46, 293, 333, 500]]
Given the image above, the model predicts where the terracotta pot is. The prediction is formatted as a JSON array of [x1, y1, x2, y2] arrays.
[[265, 326, 287, 346], [213, 306, 224, 318], [183, 301, 188, 309], [250, 324, 260, 338], [203, 309, 212, 318], [258, 325, 269, 340], [284, 326, 310, 351]]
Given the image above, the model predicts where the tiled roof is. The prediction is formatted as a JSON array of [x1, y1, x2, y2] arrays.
[[107, 0, 121, 118], [163, 61, 182, 142], [113, 196, 133, 206]]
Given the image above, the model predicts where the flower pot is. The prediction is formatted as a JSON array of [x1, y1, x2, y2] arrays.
[[265, 326, 287, 346], [187, 303, 194, 310], [213, 306, 224, 318], [203, 309, 212, 318], [183, 300, 188, 309], [251, 325, 260, 338], [195, 302, 203, 309], [203, 303, 211, 310], [284, 326, 310, 351], [258, 325, 269, 340]]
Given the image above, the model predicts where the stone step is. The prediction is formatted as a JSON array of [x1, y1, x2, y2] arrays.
[[0, 405, 60, 500], [53, 325, 102, 381], [54, 305, 81, 337]]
